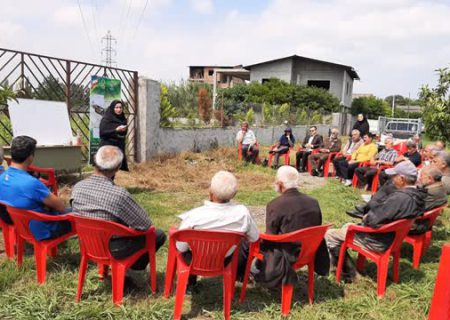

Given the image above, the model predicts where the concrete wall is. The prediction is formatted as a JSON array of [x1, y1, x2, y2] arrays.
[[249, 58, 293, 83], [136, 77, 333, 161]]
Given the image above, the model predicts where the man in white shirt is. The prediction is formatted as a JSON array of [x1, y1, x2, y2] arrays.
[[177, 171, 259, 289], [236, 122, 259, 163]]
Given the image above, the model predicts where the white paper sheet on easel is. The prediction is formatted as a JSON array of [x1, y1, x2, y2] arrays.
[[8, 98, 73, 146]]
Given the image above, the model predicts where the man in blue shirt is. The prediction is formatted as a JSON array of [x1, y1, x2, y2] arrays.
[[0, 136, 71, 240]]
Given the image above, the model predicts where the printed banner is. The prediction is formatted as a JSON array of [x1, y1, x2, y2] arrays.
[[89, 76, 121, 163]]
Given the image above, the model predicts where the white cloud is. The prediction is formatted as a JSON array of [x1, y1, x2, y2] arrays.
[[189, 0, 214, 14], [0, 0, 449, 97]]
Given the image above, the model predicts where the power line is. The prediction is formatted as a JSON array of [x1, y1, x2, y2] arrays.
[[77, 0, 95, 56], [133, 0, 149, 39]]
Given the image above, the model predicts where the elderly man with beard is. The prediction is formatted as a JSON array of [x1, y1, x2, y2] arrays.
[[432, 151, 450, 194], [252, 166, 329, 288]]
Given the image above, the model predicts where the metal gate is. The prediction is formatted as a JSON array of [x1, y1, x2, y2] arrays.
[[0, 47, 138, 162]]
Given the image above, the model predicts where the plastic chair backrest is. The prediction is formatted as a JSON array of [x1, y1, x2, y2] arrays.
[[72, 215, 151, 261], [260, 224, 331, 268], [428, 244, 450, 320], [416, 205, 447, 229], [368, 219, 414, 252], [6, 206, 65, 242], [393, 142, 408, 154], [171, 229, 244, 273]]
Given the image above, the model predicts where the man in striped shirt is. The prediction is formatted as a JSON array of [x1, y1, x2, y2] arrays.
[[354, 137, 398, 189]]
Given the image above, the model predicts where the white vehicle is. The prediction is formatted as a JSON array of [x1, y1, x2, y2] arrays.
[[377, 117, 422, 145]]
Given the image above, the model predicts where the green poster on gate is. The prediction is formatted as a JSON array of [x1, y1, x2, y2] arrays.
[[89, 76, 121, 163]]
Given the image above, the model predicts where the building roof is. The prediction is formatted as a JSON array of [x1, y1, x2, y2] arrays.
[[244, 55, 360, 80], [189, 65, 242, 69]]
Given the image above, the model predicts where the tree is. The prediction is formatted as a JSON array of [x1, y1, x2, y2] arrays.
[[351, 96, 389, 119], [160, 84, 178, 127], [0, 84, 17, 107], [419, 67, 450, 141], [198, 87, 212, 124]]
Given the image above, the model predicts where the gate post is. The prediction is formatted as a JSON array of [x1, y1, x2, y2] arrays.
[[136, 77, 161, 162]]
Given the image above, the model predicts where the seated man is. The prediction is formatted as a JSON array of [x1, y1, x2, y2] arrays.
[[409, 166, 448, 235], [0, 136, 71, 240], [394, 141, 422, 167], [432, 151, 450, 194], [422, 144, 439, 166], [309, 128, 341, 177], [333, 129, 363, 178], [236, 121, 259, 164], [338, 132, 378, 186], [326, 160, 425, 276], [435, 140, 446, 151], [295, 126, 323, 172], [177, 171, 259, 284], [253, 166, 329, 287], [71, 146, 166, 272], [354, 137, 398, 189], [270, 128, 295, 169]]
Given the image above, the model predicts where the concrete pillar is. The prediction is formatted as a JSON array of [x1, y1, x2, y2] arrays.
[[136, 77, 161, 162]]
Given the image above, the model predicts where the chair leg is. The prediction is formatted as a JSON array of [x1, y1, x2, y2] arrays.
[[98, 264, 109, 281], [111, 263, 127, 305], [392, 252, 400, 283], [412, 240, 425, 269], [16, 237, 24, 267], [377, 256, 390, 298], [335, 246, 347, 283], [173, 269, 190, 320], [281, 284, 294, 316], [308, 263, 315, 304], [356, 254, 366, 273], [223, 269, 234, 320], [424, 232, 433, 251], [164, 247, 177, 298], [3, 226, 15, 260], [239, 255, 253, 303], [77, 255, 89, 302], [35, 245, 48, 284], [149, 240, 157, 294], [49, 246, 58, 257]]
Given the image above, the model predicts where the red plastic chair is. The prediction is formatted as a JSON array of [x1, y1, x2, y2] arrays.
[[0, 203, 15, 260], [323, 152, 339, 179], [370, 165, 393, 194], [268, 145, 292, 167], [5, 206, 75, 284], [351, 161, 371, 187], [306, 149, 320, 175], [335, 219, 414, 298], [239, 224, 331, 316], [4, 157, 58, 195], [71, 215, 157, 305], [238, 142, 260, 164], [428, 244, 450, 320], [164, 228, 245, 320], [404, 205, 447, 269], [393, 142, 408, 155]]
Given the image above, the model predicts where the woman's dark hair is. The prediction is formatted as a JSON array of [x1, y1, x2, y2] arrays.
[[11, 136, 37, 163], [104, 100, 126, 121]]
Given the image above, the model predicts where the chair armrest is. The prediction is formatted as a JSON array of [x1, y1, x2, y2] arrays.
[[346, 223, 378, 233]]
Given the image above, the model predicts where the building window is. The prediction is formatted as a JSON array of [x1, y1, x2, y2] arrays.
[[307, 80, 330, 90], [262, 78, 270, 84], [208, 70, 214, 76], [346, 81, 350, 95]]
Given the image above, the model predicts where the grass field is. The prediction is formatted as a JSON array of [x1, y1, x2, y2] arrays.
[[0, 147, 449, 319]]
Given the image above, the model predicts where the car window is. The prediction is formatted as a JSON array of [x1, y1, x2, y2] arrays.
[[397, 123, 408, 131], [386, 122, 396, 130]]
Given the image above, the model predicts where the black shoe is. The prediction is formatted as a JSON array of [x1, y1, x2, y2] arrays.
[[318, 170, 324, 177], [311, 169, 318, 176], [298, 167, 304, 173], [355, 204, 368, 213], [346, 210, 364, 219]]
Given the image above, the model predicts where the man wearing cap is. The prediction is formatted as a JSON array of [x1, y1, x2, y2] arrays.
[[326, 160, 425, 276], [236, 122, 259, 164], [295, 126, 323, 173], [270, 128, 295, 169]]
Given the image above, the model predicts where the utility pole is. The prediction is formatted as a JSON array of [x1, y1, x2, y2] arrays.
[[391, 94, 395, 117], [101, 30, 117, 67]]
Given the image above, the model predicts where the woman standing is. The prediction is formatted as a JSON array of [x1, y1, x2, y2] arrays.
[[352, 113, 370, 137], [99, 100, 129, 171]]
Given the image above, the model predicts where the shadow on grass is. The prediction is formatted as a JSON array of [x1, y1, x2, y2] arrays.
[[183, 274, 343, 318]]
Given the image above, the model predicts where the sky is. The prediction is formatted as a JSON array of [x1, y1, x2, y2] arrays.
[[1, 0, 450, 98]]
